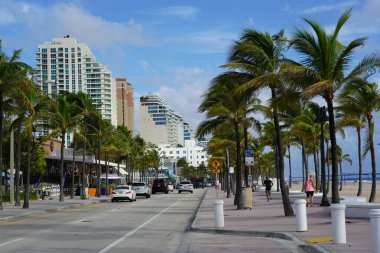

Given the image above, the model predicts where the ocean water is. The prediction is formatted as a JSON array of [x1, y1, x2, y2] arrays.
[[291, 172, 380, 182]]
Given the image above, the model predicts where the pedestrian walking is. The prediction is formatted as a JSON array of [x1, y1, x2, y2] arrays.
[[305, 174, 315, 207], [263, 177, 273, 202]]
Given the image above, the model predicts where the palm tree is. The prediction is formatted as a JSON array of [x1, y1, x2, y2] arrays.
[[339, 80, 380, 202], [336, 101, 365, 196], [46, 93, 79, 202], [67, 92, 98, 199], [223, 29, 294, 216], [146, 149, 164, 179], [287, 9, 380, 203], [0, 48, 32, 210], [197, 76, 253, 209]]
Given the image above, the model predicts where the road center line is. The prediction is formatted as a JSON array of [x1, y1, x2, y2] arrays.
[[0, 238, 24, 247], [98, 199, 181, 253]]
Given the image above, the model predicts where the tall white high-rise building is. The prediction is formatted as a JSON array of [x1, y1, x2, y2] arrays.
[[139, 93, 194, 147], [35, 36, 117, 145]]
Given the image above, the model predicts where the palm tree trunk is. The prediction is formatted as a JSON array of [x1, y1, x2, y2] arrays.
[[288, 144, 292, 188], [326, 140, 330, 194], [326, 98, 340, 203], [97, 143, 101, 197], [367, 115, 377, 203], [234, 122, 243, 209], [81, 124, 87, 199], [106, 151, 109, 196], [0, 95, 3, 210], [339, 162, 343, 191], [71, 136, 76, 199], [244, 126, 249, 187], [15, 125, 21, 206], [356, 127, 363, 196], [59, 132, 65, 202], [23, 137, 31, 208], [313, 141, 319, 192], [226, 147, 231, 198], [272, 88, 294, 216], [301, 137, 308, 190]]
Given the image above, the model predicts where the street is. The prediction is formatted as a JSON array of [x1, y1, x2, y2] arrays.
[[0, 190, 204, 253]]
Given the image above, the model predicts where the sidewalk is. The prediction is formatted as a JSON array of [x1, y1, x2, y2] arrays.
[[191, 187, 372, 253], [0, 196, 108, 222]]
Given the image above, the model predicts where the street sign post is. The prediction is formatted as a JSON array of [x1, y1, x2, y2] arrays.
[[244, 150, 254, 166]]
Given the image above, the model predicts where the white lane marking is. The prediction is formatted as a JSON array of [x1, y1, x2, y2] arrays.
[[0, 238, 24, 247], [98, 199, 181, 253], [72, 219, 85, 224]]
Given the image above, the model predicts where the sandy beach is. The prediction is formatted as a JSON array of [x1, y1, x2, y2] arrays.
[[289, 181, 380, 203]]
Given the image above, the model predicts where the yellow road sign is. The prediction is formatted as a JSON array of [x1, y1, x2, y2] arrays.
[[212, 161, 220, 168], [212, 168, 221, 174]]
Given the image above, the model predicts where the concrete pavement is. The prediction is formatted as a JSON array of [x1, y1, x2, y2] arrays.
[[190, 187, 373, 253], [0, 188, 374, 252]]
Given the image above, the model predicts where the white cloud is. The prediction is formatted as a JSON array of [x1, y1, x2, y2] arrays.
[[138, 59, 150, 72], [248, 17, 255, 26], [0, 9, 15, 25], [51, 3, 147, 48], [302, 1, 357, 14], [0, 1, 152, 49], [282, 4, 290, 12], [164, 29, 237, 54], [156, 6, 199, 19]]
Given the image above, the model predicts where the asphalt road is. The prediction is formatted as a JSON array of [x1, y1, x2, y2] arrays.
[[0, 189, 204, 253]]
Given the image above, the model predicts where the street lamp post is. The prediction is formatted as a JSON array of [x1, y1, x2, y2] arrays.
[[316, 106, 330, 206]]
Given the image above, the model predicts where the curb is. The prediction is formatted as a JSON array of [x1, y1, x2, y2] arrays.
[[185, 188, 208, 231]]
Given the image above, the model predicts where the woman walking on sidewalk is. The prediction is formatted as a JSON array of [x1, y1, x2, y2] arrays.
[[305, 174, 315, 207]]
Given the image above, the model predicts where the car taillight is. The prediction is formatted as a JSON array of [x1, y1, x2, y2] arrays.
[[111, 191, 116, 194], [125, 191, 131, 194]]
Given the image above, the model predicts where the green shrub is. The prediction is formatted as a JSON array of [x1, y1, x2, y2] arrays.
[[1, 192, 38, 202]]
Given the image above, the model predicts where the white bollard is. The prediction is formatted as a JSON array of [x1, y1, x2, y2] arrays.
[[295, 199, 307, 231], [369, 209, 380, 253], [213, 199, 224, 228], [330, 204, 346, 244]]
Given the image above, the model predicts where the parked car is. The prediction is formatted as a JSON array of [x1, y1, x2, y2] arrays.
[[152, 179, 168, 194], [205, 182, 212, 187], [168, 182, 174, 192], [178, 180, 194, 194], [110, 185, 136, 202], [131, 182, 151, 198]]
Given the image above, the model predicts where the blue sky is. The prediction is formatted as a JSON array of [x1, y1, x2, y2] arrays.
[[1, 0, 380, 177]]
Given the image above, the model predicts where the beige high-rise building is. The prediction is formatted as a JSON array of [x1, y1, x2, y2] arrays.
[[139, 93, 193, 147], [116, 78, 134, 132]]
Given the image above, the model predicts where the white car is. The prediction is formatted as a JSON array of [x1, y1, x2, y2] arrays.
[[168, 183, 174, 192], [178, 181, 194, 194], [110, 185, 136, 202], [131, 182, 151, 198]]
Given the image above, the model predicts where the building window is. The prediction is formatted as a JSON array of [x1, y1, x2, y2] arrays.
[[51, 59, 56, 64], [51, 54, 56, 58], [42, 48, 47, 53], [50, 48, 56, 53], [65, 48, 68, 52]]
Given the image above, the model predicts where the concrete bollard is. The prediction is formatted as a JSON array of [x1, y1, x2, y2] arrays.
[[213, 199, 224, 228], [369, 209, 380, 253], [295, 199, 307, 231], [330, 204, 346, 244]]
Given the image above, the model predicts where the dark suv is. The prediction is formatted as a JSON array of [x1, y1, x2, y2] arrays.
[[152, 179, 169, 194]]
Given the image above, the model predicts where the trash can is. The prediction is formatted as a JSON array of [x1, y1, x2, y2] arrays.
[[241, 187, 252, 209]]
